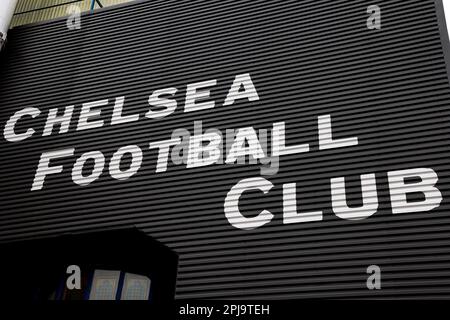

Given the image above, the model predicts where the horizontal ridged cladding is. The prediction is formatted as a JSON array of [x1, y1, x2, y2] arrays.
[[1, 0, 450, 299]]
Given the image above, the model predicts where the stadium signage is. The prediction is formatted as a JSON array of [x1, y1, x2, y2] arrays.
[[2, 73, 442, 230]]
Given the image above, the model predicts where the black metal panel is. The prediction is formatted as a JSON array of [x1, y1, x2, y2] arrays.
[[1, 0, 450, 299]]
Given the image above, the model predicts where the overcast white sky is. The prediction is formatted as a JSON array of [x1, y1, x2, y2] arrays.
[[444, 0, 450, 36]]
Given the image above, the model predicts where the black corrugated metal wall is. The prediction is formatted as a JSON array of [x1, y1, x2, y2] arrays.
[[2, 0, 450, 299]]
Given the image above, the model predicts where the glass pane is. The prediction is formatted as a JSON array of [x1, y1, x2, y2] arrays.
[[89, 270, 120, 300], [120, 273, 151, 301]]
